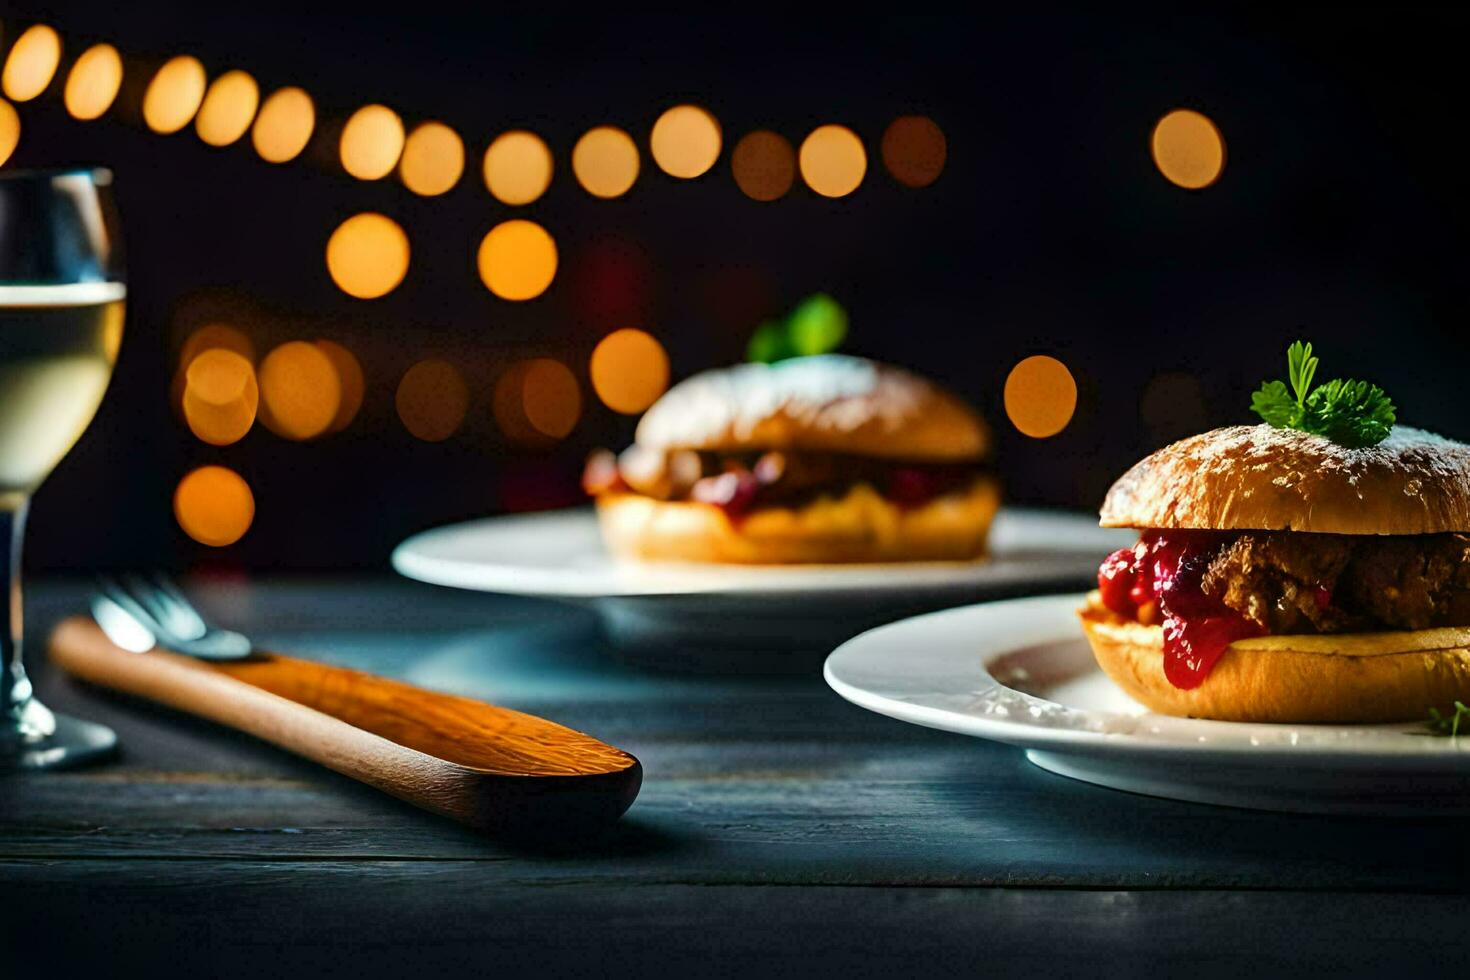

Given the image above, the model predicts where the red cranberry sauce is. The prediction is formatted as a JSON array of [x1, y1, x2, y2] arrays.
[[689, 470, 763, 521], [1096, 530, 1264, 690]]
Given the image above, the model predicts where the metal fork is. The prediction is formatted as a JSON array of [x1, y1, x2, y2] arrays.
[[92, 574, 253, 660]]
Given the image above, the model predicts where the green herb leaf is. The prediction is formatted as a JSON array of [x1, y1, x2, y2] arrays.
[[1304, 378, 1396, 449], [787, 293, 848, 357], [1250, 379, 1298, 428], [1426, 701, 1470, 737], [1249, 340, 1396, 447], [746, 320, 792, 364], [746, 293, 849, 363]]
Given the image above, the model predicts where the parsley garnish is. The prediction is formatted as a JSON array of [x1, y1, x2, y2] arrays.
[[1426, 701, 1470, 737], [1249, 340, 1396, 448]]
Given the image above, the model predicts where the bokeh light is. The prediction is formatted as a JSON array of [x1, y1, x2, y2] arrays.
[[799, 124, 867, 198], [650, 104, 721, 179], [180, 323, 255, 368], [175, 466, 255, 547], [522, 359, 582, 438], [572, 126, 640, 199], [731, 130, 796, 201], [194, 70, 259, 147], [493, 358, 583, 443], [326, 212, 409, 299], [63, 43, 123, 120], [251, 86, 314, 163], [880, 115, 946, 188], [396, 359, 468, 442], [482, 130, 553, 205], [1151, 108, 1225, 189], [340, 104, 404, 180], [399, 121, 464, 196], [590, 328, 669, 414], [2, 24, 62, 102], [1004, 355, 1078, 439], [477, 219, 558, 301], [258, 341, 342, 441], [182, 349, 258, 446], [315, 340, 365, 433], [0, 100, 18, 167], [143, 55, 207, 134], [492, 361, 539, 443]]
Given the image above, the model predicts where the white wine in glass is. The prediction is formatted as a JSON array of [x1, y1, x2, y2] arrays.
[[0, 168, 125, 770]]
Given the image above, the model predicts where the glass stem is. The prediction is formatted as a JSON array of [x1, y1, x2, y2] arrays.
[[1, 501, 31, 723]]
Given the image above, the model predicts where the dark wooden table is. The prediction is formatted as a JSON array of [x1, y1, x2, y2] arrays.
[[4, 578, 1469, 977]]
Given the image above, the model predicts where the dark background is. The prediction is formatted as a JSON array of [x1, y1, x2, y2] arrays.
[[3, 6, 1467, 572]]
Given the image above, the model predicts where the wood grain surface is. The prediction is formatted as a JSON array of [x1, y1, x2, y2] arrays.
[[5, 579, 1470, 979]]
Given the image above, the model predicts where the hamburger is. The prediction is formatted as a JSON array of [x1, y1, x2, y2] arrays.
[[582, 354, 1000, 563], [1081, 410, 1470, 723]]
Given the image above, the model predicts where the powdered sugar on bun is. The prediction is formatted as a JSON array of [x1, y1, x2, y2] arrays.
[[633, 355, 988, 461], [1100, 424, 1470, 535]]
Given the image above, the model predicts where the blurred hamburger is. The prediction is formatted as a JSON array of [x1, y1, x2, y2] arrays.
[[583, 354, 999, 563], [1081, 423, 1470, 723]]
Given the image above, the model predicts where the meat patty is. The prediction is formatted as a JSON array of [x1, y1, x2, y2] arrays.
[[1200, 531, 1470, 633]]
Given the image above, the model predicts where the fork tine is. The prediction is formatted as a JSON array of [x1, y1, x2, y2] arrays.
[[96, 576, 166, 637], [121, 573, 182, 636], [148, 573, 209, 638], [94, 574, 253, 660]]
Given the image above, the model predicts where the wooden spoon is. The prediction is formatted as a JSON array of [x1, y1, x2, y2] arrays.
[[48, 616, 642, 833]]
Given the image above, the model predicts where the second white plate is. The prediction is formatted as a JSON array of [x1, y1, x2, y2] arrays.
[[393, 507, 1131, 665]]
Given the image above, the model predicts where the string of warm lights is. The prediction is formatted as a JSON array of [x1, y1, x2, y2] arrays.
[[0, 17, 1230, 549], [0, 20, 947, 204]]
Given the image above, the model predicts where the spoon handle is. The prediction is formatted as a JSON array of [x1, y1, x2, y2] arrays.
[[48, 617, 641, 832]]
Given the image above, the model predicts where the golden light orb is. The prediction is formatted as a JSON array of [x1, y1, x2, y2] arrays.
[[194, 69, 259, 147], [143, 55, 207, 135], [1151, 108, 1226, 190], [182, 349, 258, 446], [477, 219, 558, 301], [650, 104, 722, 179], [326, 212, 410, 299], [258, 341, 342, 441], [396, 359, 468, 442], [340, 103, 404, 180], [251, 86, 314, 163], [482, 130, 554, 205], [1004, 355, 1078, 439], [315, 340, 365, 433], [63, 43, 123, 120], [590, 328, 669, 414], [799, 124, 867, 198], [399, 121, 464, 196], [492, 362, 536, 443], [880, 115, 946, 188], [0, 100, 19, 167], [572, 126, 639, 199], [180, 323, 255, 369], [175, 466, 255, 547], [2, 24, 62, 102], [521, 358, 581, 439], [731, 130, 796, 202]]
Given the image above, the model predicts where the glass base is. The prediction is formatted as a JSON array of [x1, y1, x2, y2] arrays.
[[0, 698, 118, 772]]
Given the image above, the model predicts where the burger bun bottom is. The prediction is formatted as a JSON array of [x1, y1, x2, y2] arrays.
[[596, 478, 1000, 565], [1079, 593, 1470, 723]]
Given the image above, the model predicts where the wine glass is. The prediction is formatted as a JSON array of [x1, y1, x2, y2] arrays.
[[0, 168, 125, 770]]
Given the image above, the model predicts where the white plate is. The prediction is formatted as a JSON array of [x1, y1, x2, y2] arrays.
[[825, 594, 1470, 813], [392, 507, 1132, 665]]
